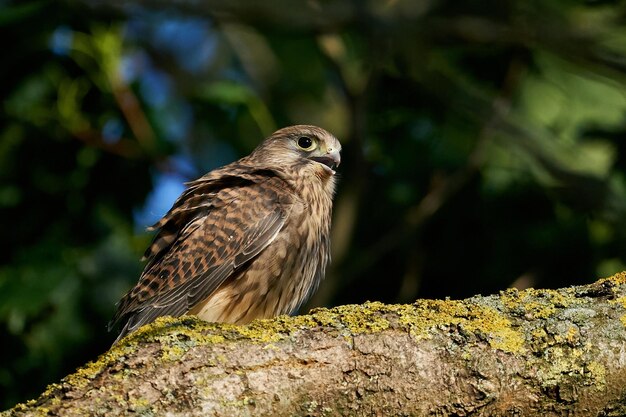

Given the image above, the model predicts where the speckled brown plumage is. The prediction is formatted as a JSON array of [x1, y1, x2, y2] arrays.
[[109, 125, 341, 343]]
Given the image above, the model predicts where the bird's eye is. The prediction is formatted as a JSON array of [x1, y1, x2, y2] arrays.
[[297, 136, 316, 150]]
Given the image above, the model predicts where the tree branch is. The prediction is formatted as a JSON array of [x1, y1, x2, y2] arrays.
[[6, 273, 626, 416]]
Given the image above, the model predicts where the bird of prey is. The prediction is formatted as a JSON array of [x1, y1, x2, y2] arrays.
[[109, 125, 341, 343]]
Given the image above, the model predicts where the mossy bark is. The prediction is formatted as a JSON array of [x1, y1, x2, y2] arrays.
[[6, 273, 626, 416]]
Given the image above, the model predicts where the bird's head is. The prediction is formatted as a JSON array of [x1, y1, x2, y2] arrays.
[[251, 125, 342, 179]]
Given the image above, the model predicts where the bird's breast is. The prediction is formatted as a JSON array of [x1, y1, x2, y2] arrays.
[[191, 180, 333, 324]]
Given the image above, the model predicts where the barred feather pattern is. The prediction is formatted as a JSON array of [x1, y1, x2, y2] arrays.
[[110, 125, 340, 343]]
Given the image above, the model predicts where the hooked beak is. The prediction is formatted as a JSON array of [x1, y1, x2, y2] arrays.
[[310, 149, 341, 174]]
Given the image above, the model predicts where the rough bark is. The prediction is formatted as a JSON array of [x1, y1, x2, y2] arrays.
[[5, 273, 626, 416]]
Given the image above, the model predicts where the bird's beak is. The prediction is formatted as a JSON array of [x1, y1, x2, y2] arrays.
[[326, 148, 341, 170], [310, 149, 341, 173]]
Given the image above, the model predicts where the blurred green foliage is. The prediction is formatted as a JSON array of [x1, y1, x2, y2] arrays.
[[4, 0, 626, 408]]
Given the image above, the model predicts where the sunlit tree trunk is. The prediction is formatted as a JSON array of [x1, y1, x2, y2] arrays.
[[5, 273, 626, 416]]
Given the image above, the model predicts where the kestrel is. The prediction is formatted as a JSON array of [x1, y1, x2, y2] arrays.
[[109, 125, 341, 343]]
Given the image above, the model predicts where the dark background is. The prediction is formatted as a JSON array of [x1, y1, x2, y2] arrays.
[[4, 0, 626, 408]]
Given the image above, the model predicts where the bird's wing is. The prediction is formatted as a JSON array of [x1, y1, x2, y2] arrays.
[[109, 169, 292, 340]]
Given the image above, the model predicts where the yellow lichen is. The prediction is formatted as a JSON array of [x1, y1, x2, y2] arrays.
[[404, 299, 526, 353], [531, 327, 547, 340], [535, 346, 579, 387], [500, 287, 576, 320], [311, 300, 527, 353], [610, 295, 626, 310], [606, 295, 626, 329], [128, 397, 153, 413], [225, 321, 285, 343], [598, 271, 626, 286], [567, 326, 578, 343], [102, 297, 528, 356], [533, 346, 607, 391], [466, 307, 526, 353], [160, 343, 187, 361], [329, 301, 392, 333], [586, 361, 607, 390]]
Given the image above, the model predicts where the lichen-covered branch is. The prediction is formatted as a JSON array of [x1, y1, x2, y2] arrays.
[[5, 273, 626, 416]]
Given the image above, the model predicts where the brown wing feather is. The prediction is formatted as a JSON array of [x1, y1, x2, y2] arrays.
[[141, 171, 260, 266], [109, 168, 293, 341]]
